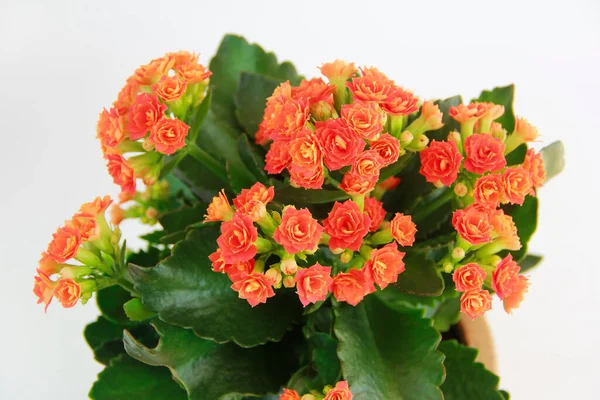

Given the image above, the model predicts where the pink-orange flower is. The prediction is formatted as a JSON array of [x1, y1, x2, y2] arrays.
[[79, 196, 113, 216], [492, 254, 521, 300], [133, 56, 175, 86], [378, 176, 401, 190], [502, 167, 533, 205], [452, 204, 493, 245], [274, 206, 323, 254], [233, 183, 275, 221], [449, 103, 485, 123], [47, 227, 81, 263], [106, 154, 136, 195], [323, 200, 371, 251], [347, 75, 393, 103], [341, 101, 384, 141], [295, 263, 332, 307], [351, 150, 384, 177], [324, 381, 353, 400], [288, 129, 323, 171], [364, 197, 386, 232], [96, 107, 127, 150], [363, 243, 405, 289], [320, 60, 357, 84], [291, 78, 334, 104], [522, 148, 546, 189], [175, 62, 211, 84], [491, 210, 521, 251], [265, 139, 292, 174], [262, 91, 310, 141], [113, 79, 139, 113], [339, 172, 378, 196], [331, 269, 370, 306], [38, 252, 62, 275], [390, 213, 417, 247], [128, 93, 167, 140], [370, 134, 401, 167], [205, 190, 234, 222], [217, 213, 258, 264], [418, 101, 444, 131], [473, 174, 504, 207], [380, 86, 419, 116], [279, 388, 301, 400], [149, 118, 190, 155], [152, 75, 188, 102], [460, 288, 492, 319], [316, 119, 365, 171], [513, 117, 539, 142], [453, 263, 486, 292], [230, 272, 275, 307], [33, 270, 57, 311], [224, 259, 259, 282], [419, 140, 463, 186], [66, 214, 98, 241], [209, 249, 228, 273], [54, 279, 81, 308], [503, 275, 529, 314], [289, 164, 325, 190], [464, 133, 506, 174]]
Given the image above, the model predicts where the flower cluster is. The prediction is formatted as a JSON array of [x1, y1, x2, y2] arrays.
[[97, 51, 211, 196], [417, 101, 545, 318], [109, 180, 172, 226], [33, 196, 122, 310], [259, 60, 444, 196], [280, 380, 352, 400], [206, 183, 416, 308]]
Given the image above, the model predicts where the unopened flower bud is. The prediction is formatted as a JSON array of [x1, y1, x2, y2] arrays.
[[452, 247, 465, 261], [145, 207, 158, 220], [280, 257, 298, 275], [454, 182, 468, 197], [311, 100, 336, 121], [265, 268, 282, 288], [490, 122, 507, 142], [283, 275, 296, 288], [142, 138, 155, 152], [301, 395, 318, 400], [408, 133, 429, 151], [340, 250, 353, 264], [399, 131, 414, 147], [443, 263, 454, 273], [448, 131, 462, 148], [433, 180, 444, 188], [331, 247, 344, 255]]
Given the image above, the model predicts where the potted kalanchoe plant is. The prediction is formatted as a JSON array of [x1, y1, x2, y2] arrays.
[[34, 34, 564, 400]]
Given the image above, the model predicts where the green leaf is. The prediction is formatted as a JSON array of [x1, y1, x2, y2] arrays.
[[379, 152, 415, 182], [127, 247, 163, 267], [334, 296, 444, 400], [505, 195, 538, 261], [432, 297, 461, 332], [238, 134, 269, 184], [519, 254, 543, 273], [89, 354, 187, 400], [473, 85, 515, 132], [158, 203, 207, 238], [188, 90, 212, 142], [275, 186, 349, 205], [124, 298, 157, 322], [309, 332, 342, 388], [394, 253, 445, 296], [235, 72, 281, 136], [124, 320, 295, 400], [505, 143, 527, 166], [540, 140, 565, 182], [209, 34, 301, 128], [97, 285, 136, 326], [438, 340, 505, 400], [84, 316, 127, 365], [129, 227, 302, 347]]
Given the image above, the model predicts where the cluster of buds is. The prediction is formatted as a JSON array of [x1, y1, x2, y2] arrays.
[[109, 180, 171, 226], [97, 51, 211, 196], [418, 101, 545, 318], [258, 60, 444, 196], [280, 381, 352, 400], [205, 183, 417, 308], [33, 196, 124, 311]]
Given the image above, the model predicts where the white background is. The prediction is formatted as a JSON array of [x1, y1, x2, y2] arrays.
[[1, 0, 598, 398]]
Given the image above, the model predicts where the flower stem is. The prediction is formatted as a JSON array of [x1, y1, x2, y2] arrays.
[[187, 142, 228, 182], [411, 187, 454, 223]]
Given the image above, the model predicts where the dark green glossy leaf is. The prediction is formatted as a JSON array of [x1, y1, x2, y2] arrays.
[[89, 354, 187, 400], [334, 296, 444, 400], [127, 247, 163, 268], [124, 320, 294, 400], [439, 340, 505, 400], [238, 134, 269, 184], [378, 152, 414, 182], [540, 140, 565, 182], [394, 253, 445, 296], [84, 316, 127, 365], [382, 155, 433, 214], [473, 85, 515, 132], [97, 285, 136, 327], [275, 186, 349, 205], [235, 72, 281, 136], [187, 90, 212, 142], [506, 195, 538, 261], [158, 203, 207, 234], [432, 297, 461, 332], [124, 298, 157, 322], [309, 332, 342, 388], [129, 227, 302, 347], [173, 155, 227, 202], [505, 143, 527, 166], [519, 254, 543, 273]]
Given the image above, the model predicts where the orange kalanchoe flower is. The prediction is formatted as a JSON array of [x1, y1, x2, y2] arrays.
[[230, 272, 275, 307], [370, 134, 401, 167], [291, 78, 334, 105], [390, 213, 417, 247], [347, 74, 393, 103], [149, 118, 190, 155], [492, 254, 521, 300], [38, 252, 62, 275], [449, 103, 486, 123], [110, 204, 125, 226], [331, 269, 371, 306], [279, 388, 301, 400], [416, 101, 444, 132], [33, 270, 57, 311], [473, 174, 505, 207], [502, 167, 533, 205], [152, 75, 188, 102], [339, 172, 378, 196], [316, 119, 365, 171], [66, 214, 98, 241], [80, 196, 113, 216], [523, 148, 546, 189], [351, 150, 384, 178], [380, 86, 419, 116], [128, 93, 167, 140], [363, 243, 406, 289], [264, 139, 292, 174], [289, 163, 325, 190], [320, 60, 357, 85], [460, 288, 493, 319], [503, 275, 529, 314], [216, 213, 258, 264], [419, 140, 463, 186], [233, 183, 275, 222], [452, 204, 494, 245], [273, 206, 323, 254], [106, 154, 136, 195], [491, 210, 521, 251], [133, 56, 175, 86], [262, 85, 310, 141], [295, 263, 333, 307], [288, 129, 323, 171], [205, 190, 234, 222], [341, 101, 385, 141], [54, 279, 81, 308], [363, 197, 386, 232], [97, 107, 127, 149], [513, 117, 539, 142], [175, 61, 211, 84], [464, 133, 506, 174], [378, 176, 401, 190], [323, 200, 371, 252], [47, 227, 81, 263], [113, 79, 140, 113], [324, 381, 353, 400], [209, 248, 228, 273], [453, 263, 486, 292]]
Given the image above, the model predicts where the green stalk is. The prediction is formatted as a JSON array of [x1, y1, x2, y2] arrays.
[[411, 188, 454, 223], [187, 142, 228, 182]]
